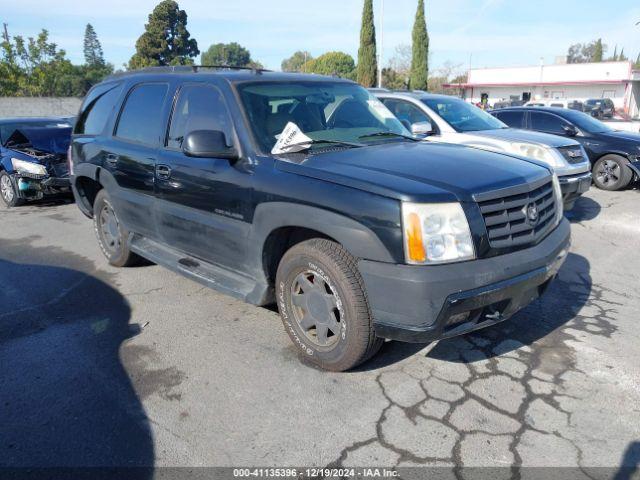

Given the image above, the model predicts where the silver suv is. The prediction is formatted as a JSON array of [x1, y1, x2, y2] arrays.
[[375, 91, 591, 210]]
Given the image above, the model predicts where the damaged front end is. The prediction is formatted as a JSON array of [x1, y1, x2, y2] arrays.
[[4, 127, 72, 201]]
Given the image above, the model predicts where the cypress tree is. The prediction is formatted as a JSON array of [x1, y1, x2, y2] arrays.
[[83, 24, 105, 66], [357, 0, 378, 87], [410, 0, 429, 90], [612, 45, 618, 61]]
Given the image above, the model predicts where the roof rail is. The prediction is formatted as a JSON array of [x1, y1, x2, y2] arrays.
[[106, 64, 272, 79]]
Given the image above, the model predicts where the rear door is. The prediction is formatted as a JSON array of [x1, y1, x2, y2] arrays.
[[154, 82, 252, 270], [493, 110, 526, 129], [103, 82, 170, 239]]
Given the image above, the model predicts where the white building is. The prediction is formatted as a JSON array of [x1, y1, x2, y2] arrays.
[[449, 61, 640, 117]]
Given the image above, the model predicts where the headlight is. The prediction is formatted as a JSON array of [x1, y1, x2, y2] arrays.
[[510, 142, 566, 169], [402, 202, 476, 264], [11, 158, 47, 176], [551, 174, 563, 225]]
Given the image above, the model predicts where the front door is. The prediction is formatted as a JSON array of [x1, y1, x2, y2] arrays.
[[155, 83, 252, 270]]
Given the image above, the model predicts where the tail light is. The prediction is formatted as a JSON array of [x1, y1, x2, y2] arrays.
[[67, 145, 74, 176]]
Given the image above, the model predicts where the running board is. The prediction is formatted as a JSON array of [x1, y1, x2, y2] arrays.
[[130, 235, 258, 302]]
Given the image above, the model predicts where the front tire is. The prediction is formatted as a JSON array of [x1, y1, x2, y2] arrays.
[[276, 239, 383, 371], [592, 155, 633, 191], [0, 172, 24, 207], [93, 189, 142, 267]]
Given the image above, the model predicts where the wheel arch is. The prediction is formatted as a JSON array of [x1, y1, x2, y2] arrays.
[[251, 202, 396, 293]]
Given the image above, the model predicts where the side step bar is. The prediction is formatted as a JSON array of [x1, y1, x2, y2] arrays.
[[130, 234, 259, 302]]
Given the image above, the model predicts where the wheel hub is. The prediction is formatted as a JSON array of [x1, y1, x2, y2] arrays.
[[99, 203, 121, 252], [290, 270, 342, 348]]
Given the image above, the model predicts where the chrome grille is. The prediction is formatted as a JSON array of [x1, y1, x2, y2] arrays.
[[557, 146, 585, 165], [477, 179, 557, 249]]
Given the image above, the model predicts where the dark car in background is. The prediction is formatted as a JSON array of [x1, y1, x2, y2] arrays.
[[491, 107, 640, 190], [583, 98, 615, 119], [0, 117, 73, 207]]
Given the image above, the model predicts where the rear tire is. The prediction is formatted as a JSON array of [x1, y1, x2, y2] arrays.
[[276, 239, 383, 371], [592, 155, 633, 191], [93, 189, 142, 267], [0, 172, 24, 207]]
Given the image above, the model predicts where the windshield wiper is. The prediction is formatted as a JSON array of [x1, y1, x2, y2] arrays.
[[279, 139, 365, 152], [358, 131, 420, 142]]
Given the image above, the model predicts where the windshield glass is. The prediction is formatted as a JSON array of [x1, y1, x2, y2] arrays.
[[0, 120, 71, 145], [237, 81, 410, 152], [560, 110, 613, 134], [421, 97, 507, 132]]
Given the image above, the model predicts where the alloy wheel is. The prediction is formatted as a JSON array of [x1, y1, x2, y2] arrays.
[[290, 270, 343, 348], [596, 160, 620, 187], [1, 175, 15, 203], [99, 201, 121, 253]]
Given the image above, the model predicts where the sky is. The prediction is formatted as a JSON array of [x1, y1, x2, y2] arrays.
[[2, 0, 640, 75]]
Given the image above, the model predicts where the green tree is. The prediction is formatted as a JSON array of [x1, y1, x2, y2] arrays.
[[303, 51, 355, 78], [381, 67, 407, 90], [128, 0, 199, 69], [410, 0, 429, 90], [281, 51, 312, 72], [635, 53, 640, 68], [619, 48, 627, 61], [611, 45, 618, 61], [593, 38, 603, 62], [83, 23, 104, 66], [201, 42, 251, 66], [357, 0, 377, 87]]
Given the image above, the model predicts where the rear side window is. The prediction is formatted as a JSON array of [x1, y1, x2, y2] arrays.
[[494, 110, 525, 128], [382, 99, 434, 128], [167, 84, 234, 149], [74, 82, 123, 135], [115, 83, 169, 146], [530, 112, 570, 135]]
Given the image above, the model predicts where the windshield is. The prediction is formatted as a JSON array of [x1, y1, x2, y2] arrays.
[[421, 97, 507, 132], [237, 81, 410, 152], [560, 110, 613, 134], [0, 120, 71, 145]]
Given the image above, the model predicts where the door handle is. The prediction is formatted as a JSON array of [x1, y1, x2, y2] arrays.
[[156, 164, 172, 180], [105, 153, 119, 165]]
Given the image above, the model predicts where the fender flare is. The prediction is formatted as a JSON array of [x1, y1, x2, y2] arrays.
[[250, 202, 395, 265]]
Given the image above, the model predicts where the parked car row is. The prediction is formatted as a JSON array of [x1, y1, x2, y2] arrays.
[[520, 98, 615, 119], [0, 69, 637, 371]]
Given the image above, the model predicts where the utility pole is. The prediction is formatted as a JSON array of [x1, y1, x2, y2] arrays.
[[377, 0, 384, 88]]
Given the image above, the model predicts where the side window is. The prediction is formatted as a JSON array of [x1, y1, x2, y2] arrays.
[[74, 82, 123, 135], [382, 99, 433, 128], [530, 112, 569, 135], [494, 110, 525, 128], [167, 84, 234, 149], [115, 83, 169, 146]]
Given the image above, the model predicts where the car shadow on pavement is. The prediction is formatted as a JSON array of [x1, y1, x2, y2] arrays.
[[360, 252, 592, 370], [565, 195, 601, 223], [614, 441, 640, 480], [0, 241, 154, 478]]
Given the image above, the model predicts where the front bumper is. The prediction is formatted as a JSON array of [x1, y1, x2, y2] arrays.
[[13, 174, 70, 200], [360, 218, 571, 343], [559, 172, 591, 209]]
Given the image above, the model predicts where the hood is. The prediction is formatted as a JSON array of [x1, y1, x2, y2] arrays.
[[4, 127, 72, 155], [470, 128, 578, 148], [275, 141, 551, 203], [600, 130, 640, 143]]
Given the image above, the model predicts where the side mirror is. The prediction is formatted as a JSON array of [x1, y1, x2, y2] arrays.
[[562, 125, 578, 137], [182, 130, 238, 160], [411, 121, 434, 136]]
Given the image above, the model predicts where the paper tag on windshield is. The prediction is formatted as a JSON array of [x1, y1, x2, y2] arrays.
[[271, 122, 313, 154]]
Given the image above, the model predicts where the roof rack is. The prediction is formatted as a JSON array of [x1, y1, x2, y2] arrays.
[[107, 64, 272, 79]]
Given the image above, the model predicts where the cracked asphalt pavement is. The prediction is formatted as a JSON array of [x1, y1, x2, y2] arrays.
[[1, 187, 639, 477]]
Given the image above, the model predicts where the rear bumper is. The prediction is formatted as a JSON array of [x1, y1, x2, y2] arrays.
[[559, 172, 591, 209], [359, 218, 571, 343]]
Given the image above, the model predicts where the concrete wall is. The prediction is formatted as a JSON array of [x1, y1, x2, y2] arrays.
[[0, 97, 82, 118]]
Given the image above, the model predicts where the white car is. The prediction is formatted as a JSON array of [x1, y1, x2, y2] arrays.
[[374, 91, 591, 210]]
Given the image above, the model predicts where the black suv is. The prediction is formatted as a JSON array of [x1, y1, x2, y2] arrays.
[[70, 67, 570, 371], [584, 98, 615, 119], [491, 107, 640, 190]]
